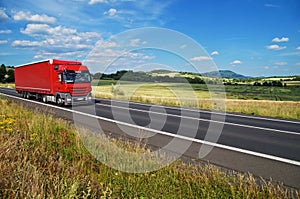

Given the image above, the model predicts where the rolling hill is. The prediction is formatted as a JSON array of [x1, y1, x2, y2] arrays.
[[202, 70, 248, 79]]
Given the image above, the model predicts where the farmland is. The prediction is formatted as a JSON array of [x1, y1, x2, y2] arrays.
[[92, 79, 300, 119]]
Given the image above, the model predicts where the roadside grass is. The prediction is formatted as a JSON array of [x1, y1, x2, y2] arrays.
[[92, 81, 300, 120], [0, 83, 15, 89], [0, 99, 299, 198]]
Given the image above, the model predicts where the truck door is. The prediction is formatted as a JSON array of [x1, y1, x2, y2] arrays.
[[55, 72, 63, 92]]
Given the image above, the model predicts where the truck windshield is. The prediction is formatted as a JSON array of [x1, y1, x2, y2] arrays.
[[64, 70, 91, 84]]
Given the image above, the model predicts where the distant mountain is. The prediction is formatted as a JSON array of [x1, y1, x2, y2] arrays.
[[202, 70, 249, 79]]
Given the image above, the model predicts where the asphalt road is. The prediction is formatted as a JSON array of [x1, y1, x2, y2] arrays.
[[1, 87, 300, 188]]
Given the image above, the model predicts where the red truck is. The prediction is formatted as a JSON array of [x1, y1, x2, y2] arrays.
[[14, 59, 92, 105]]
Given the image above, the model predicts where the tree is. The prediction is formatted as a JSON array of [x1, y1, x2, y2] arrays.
[[262, 81, 271, 86], [253, 82, 261, 86], [6, 69, 14, 83], [0, 64, 7, 83]]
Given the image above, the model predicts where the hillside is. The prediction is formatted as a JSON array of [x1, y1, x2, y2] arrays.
[[202, 70, 248, 79]]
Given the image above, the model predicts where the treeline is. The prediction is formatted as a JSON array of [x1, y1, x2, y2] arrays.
[[92, 70, 292, 87], [292, 76, 300, 81], [0, 64, 14, 83], [253, 81, 286, 87], [93, 70, 207, 84]]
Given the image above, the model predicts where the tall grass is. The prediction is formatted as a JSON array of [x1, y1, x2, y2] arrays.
[[93, 84, 300, 119], [0, 99, 299, 198], [0, 83, 15, 89]]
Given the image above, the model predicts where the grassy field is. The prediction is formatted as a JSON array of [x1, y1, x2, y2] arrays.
[[0, 98, 299, 198], [92, 80, 300, 120]]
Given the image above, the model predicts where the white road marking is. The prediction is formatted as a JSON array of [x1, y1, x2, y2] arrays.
[[1, 92, 300, 166], [96, 102, 300, 136], [99, 98, 300, 124]]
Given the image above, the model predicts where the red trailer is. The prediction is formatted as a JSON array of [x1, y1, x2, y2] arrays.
[[14, 59, 92, 105]]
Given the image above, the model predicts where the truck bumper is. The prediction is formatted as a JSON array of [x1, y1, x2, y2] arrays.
[[58, 92, 92, 106]]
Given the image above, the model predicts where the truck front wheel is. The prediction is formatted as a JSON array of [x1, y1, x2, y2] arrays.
[[56, 96, 64, 106]]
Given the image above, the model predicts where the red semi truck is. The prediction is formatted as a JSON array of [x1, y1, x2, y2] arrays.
[[14, 59, 92, 105]]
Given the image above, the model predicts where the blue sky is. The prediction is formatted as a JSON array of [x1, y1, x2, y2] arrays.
[[0, 0, 299, 76]]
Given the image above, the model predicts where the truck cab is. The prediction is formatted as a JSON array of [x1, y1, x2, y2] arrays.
[[54, 62, 92, 105]]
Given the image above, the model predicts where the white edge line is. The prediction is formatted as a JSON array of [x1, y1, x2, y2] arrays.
[[1, 92, 300, 167], [98, 98, 300, 125], [96, 103, 300, 136]]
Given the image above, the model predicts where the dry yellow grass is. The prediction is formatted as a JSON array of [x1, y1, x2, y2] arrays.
[[197, 99, 300, 120], [93, 85, 300, 120]]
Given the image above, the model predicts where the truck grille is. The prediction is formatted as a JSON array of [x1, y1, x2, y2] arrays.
[[71, 88, 87, 96]]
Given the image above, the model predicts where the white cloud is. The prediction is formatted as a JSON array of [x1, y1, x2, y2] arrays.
[[12, 40, 43, 47], [263, 66, 270, 69], [264, 4, 279, 8], [21, 24, 77, 36], [272, 37, 289, 43], [14, 23, 101, 58], [21, 24, 52, 36], [130, 38, 141, 47], [0, 40, 8, 44], [190, 56, 213, 61], [104, 8, 118, 17], [230, 60, 242, 65], [275, 62, 287, 66], [279, 51, 300, 56], [295, 63, 300, 66], [89, 0, 107, 4], [13, 11, 56, 24], [86, 46, 156, 72], [266, 44, 286, 50], [296, 46, 300, 50], [180, 44, 187, 49], [89, 0, 172, 28], [33, 50, 87, 60], [0, 29, 12, 34], [211, 51, 219, 56], [142, 55, 155, 60], [0, 9, 9, 22], [98, 41, 118, 48]]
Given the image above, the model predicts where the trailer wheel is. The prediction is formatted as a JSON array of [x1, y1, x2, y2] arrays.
[[56, 96, 64, 106], [25, 92, 30, 99], [42, 95, 47, 103]]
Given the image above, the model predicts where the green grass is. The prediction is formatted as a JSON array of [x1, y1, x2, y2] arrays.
[[0, 83, 15, 89], [0, 99, 299, 198]]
